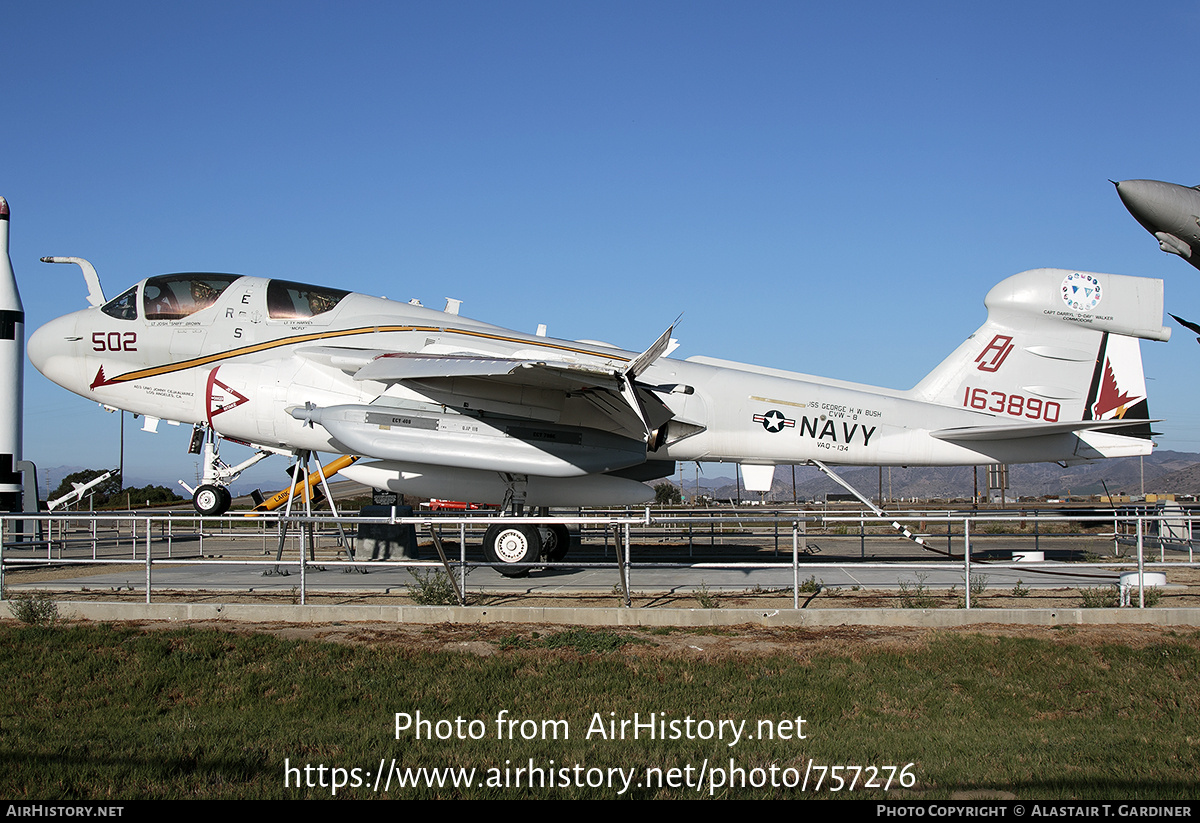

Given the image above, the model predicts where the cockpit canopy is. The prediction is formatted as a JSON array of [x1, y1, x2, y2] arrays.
[[99, 274, 350, 321], [143, 274, 241, 320], [266, 279, 350, 319]]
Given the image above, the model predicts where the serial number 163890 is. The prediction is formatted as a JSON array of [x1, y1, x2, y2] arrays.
[[962, 386, 1060, 422]]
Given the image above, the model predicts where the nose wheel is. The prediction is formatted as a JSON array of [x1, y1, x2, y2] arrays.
[[180, 426, 273, 515], [192, 484, 232, 516]]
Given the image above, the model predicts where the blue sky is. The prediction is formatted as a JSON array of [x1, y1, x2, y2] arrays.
[[5, 1, 1200, 492]]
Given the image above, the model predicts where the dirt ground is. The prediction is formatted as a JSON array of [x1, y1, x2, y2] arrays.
[[19, 615, 1197, 661]]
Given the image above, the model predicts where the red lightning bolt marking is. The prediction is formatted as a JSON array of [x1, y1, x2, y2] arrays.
[[1093, 358, 1136, 419], [90, 366, 116, 390]]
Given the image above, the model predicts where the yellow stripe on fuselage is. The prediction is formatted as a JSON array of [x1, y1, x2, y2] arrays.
[[103, 324, 632, 384]]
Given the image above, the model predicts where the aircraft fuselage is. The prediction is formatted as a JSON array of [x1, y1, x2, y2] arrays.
[[29, 270, 1146, 498]]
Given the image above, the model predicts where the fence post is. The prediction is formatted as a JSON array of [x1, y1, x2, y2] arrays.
[[623, 522, 632, 607], [964, 518, 972, 610], [145, 517, 152, 605], [792, 520, 799, 609], [1136, 517, 1144, 609], [459, 522, 466, 594], [300, 526, 307, 606]]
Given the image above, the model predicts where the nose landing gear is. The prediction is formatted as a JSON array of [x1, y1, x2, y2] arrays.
[[178, 425, 273, 515], [192, 483, 232, 516]]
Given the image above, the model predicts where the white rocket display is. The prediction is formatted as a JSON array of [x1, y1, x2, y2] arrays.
[[0, 197, 24, 511]]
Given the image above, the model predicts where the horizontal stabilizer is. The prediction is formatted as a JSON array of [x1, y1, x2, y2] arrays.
[[932, 419, 1159, 442]]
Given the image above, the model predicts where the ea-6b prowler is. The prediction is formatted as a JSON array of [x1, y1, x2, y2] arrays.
[[28, 255, 1167, 572]]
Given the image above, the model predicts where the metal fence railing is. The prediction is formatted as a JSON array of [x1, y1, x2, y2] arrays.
[[1, 507, 1196, 609]]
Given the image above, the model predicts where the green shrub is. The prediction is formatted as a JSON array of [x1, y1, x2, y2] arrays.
[[898, 574, 938, 609], [405, 569, 459, 605], [695, 581, 721, 609], [7, 592, 60, 625], [1080, 586, 1119, 608]]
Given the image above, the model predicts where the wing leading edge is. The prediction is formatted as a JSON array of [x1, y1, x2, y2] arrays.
[[293, 325, 679, 462]]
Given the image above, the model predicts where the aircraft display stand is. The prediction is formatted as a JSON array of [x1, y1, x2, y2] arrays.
[[269, 451, 353, 583]]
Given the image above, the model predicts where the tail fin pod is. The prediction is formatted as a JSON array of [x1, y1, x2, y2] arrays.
[[910, 269, 1168, 425]]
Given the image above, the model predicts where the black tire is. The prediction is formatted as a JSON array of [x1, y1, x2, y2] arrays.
[[193, 484, 230, 516], [542, 524, 573, 561], [483, 524, 542, 577]]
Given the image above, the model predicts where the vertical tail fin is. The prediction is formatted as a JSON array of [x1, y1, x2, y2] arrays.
[[910, 269, 1166, 432]]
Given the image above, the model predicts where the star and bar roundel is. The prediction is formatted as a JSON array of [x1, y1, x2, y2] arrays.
[[753, 409, 794, 433]]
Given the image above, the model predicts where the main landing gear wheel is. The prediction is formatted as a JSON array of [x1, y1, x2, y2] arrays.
[[483, 524, 542, 578], [193, 484, 232, 516], [540, 524, 573, 562]]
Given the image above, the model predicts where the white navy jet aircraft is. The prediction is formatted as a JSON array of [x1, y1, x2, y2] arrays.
[[28, 263, 1167, 571]]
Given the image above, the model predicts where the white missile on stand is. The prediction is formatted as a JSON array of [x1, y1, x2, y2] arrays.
[[0, 197, 24, 512]]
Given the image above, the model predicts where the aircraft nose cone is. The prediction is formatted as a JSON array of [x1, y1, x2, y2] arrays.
[[27, 313, 83, 386], [1115, 179, 1193, 233], [1115, 179, 1161, 226], [27, 319, 53, 374]]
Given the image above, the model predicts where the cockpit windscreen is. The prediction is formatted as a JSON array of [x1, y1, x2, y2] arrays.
[[101, 285, 139, 321]]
